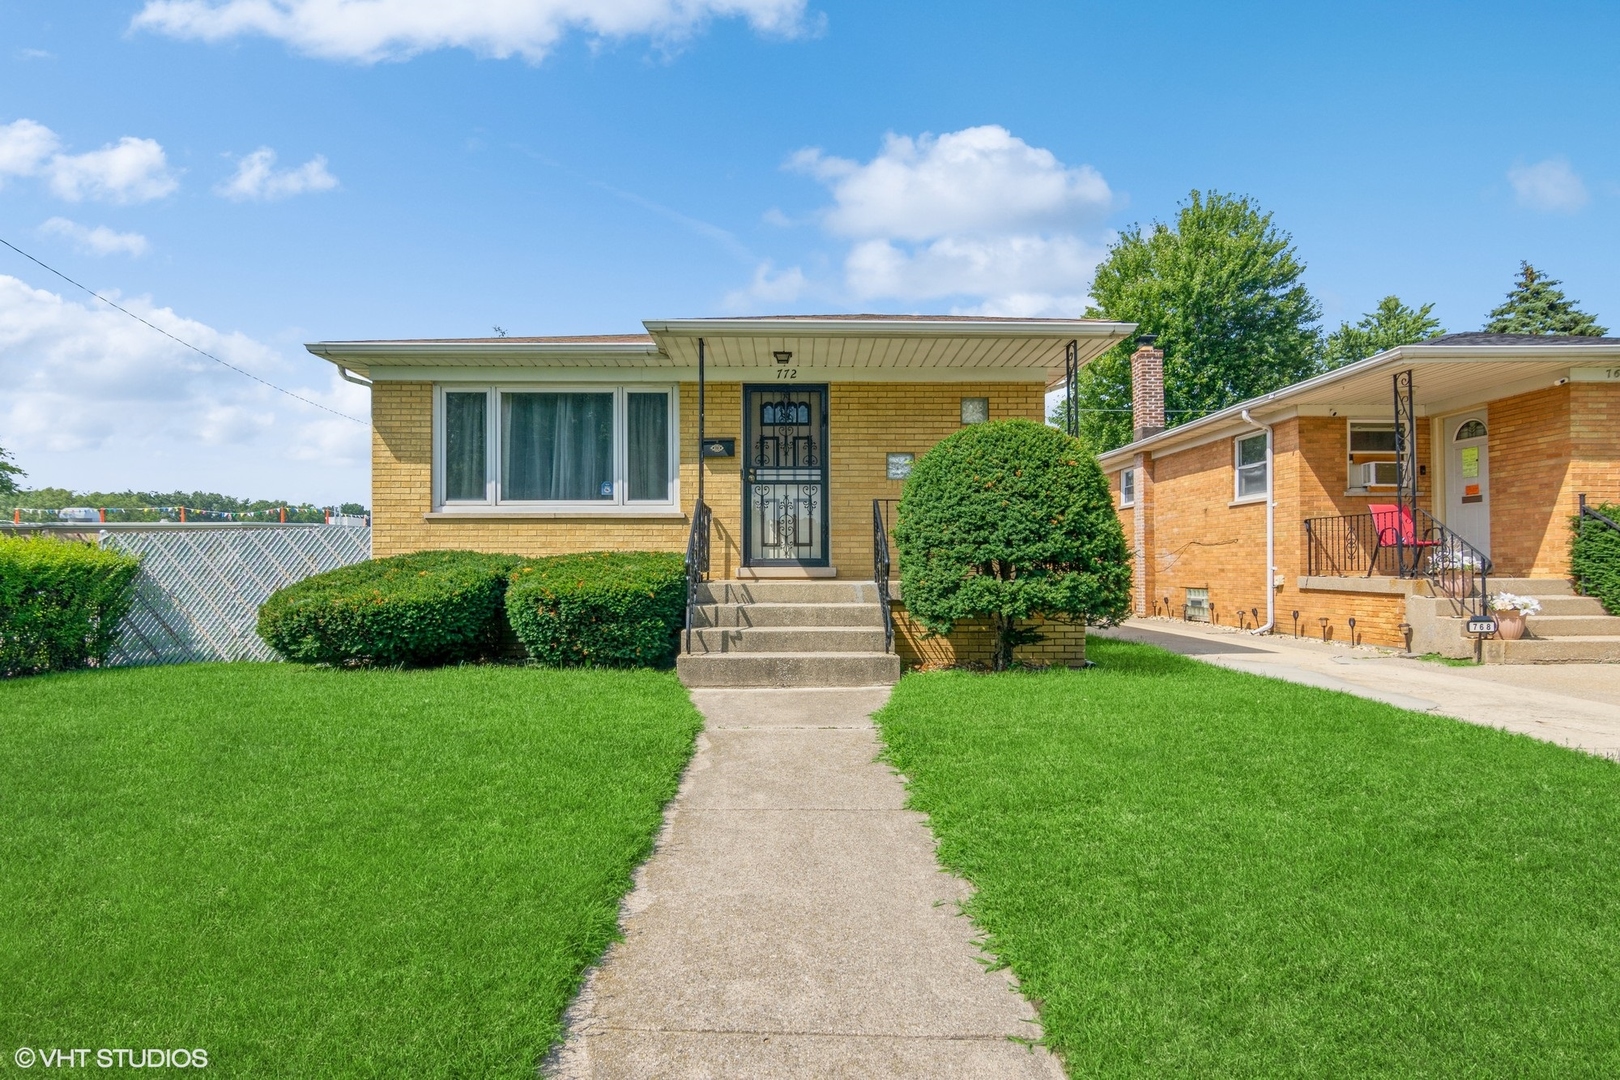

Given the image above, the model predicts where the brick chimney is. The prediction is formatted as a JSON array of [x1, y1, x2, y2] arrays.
[[1131, 336, 1165, 442]]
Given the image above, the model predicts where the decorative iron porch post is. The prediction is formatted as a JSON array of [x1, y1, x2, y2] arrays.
[[1393, 369, 1417, 576], [697, 336, 705, 510], [1063, 338, 1079, 437]]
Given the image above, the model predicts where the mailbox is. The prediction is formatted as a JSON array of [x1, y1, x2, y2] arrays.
[[701, 438, 735, 458]]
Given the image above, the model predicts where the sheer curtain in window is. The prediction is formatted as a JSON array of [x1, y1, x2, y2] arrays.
[[627, 392, 670, 501], [444, 392, 487, 500], [502, 392, 614, 500]]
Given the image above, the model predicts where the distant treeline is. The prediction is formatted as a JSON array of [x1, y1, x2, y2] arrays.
[[11, 488, 368, 524]]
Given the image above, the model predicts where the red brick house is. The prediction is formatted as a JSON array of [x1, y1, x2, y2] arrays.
[[1096, 334, 1620, 661]]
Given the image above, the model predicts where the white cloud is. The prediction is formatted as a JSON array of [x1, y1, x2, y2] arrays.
[[133, 0, 811, 63], [723, 261, 808, 310], [47, 136, 180, 204], [40, 218, 150, 258], [1508, 157, 1589, 213], [0, 274, 368, 502], [763, 126, 1113, 317], [0, 119, 60, 179], [217, 148, 339, 201], [791, 126, 1111, 241]]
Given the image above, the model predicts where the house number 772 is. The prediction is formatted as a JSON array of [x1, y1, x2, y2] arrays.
[[776, 368, 799, 379]]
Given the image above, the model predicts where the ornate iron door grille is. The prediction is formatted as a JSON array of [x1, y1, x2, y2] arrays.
[[743, 385, 829, 566]]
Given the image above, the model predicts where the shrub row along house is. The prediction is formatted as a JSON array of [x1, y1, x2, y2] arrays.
[[308, 317, 1133, 683], [1101, 334, 1620, 661]]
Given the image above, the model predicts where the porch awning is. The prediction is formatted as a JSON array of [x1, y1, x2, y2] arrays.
[[305, 315, 1135, 383]]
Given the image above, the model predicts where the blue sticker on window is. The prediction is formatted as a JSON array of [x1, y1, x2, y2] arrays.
[[600, 481, 613, 497]]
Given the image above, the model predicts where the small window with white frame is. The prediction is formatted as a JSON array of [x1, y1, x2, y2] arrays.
[[1119, 466, 1136, 506], [1347, 420, 1398, 493], [1234, 432, 1269, 501], [435, 384, 677, 510]]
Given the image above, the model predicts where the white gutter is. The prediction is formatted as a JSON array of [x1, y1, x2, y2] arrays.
[[1240, 409, 1276, 635]]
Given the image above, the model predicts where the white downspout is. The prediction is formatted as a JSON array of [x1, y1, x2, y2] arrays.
[[1240, 409, 1275, 634]]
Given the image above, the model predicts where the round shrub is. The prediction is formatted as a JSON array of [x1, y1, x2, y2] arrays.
[[256, 550, 522, 667], [1571, 502, 1620, 615], [894, 418, 1132, 670], [0, 535, 141, 677], [505, 552, 686, 668]]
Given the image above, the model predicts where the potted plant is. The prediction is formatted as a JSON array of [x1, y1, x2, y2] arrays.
[[1488, 592, 1541, 640]]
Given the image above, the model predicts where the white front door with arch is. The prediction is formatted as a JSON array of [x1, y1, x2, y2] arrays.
[[1445, 415, 1490, 556]]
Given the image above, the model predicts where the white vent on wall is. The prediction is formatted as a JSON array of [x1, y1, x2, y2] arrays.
[[1359, 460, 1400, 487]]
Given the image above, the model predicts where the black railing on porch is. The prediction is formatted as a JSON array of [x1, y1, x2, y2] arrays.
[[1304, 506, 1491, 616], [683, 499, 711, 653], [873, 499, 895, 653], [1579, 493, 1620, 538]]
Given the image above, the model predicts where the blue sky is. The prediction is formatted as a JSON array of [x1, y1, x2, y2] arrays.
[[1, 0, 1616, 503]]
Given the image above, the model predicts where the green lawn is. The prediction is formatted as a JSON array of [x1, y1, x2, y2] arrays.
[[1, 662, 701, 1077], [876, 638, 1620, 1078]]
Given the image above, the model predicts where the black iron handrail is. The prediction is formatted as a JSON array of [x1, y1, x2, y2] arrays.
[[873, 499, 894, 653], [683, 499, 711, 654], [1579, 493, 1620, 537], [1304, 507, 1492, 615]]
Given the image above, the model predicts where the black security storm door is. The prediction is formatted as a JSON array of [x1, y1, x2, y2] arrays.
[[742, 385, 829, 566]]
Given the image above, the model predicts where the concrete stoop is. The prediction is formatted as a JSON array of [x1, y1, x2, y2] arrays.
[[1411, 577, 1620, 663], [677, 580, 903, 688]]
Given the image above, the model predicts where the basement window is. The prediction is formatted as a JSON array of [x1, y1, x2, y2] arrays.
[[434, 385, 677, 510], [1184, 587, 1210, 622]]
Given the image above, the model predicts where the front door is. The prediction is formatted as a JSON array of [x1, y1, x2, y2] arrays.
[[1445, 414, 1490, 555], [743, 385, 829, 566]]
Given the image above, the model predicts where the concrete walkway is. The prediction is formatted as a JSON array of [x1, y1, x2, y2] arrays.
[[1096, 619, 1620, 759], [550, 687, 1061, 1079]]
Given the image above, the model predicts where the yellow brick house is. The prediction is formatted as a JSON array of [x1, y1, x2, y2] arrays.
[[308, 315, 1134, 683]]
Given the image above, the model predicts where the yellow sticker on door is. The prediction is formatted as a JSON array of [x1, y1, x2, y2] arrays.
[[1461, 446, 1479, 478]]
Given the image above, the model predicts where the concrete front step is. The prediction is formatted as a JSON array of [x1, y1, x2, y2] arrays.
[[676, 651, 902, 688], [692, 601, 883, 628], [685, 626, 890, 654], [694, 580, 880, 605], [1525, 595, 1610, 616], [1490, 577, 1575, 595], [1482, 636, 1620, 664], [1525, 614, 1620, 638]]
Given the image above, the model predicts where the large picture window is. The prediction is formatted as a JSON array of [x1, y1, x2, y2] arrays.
[[436, 385, 676, 509]]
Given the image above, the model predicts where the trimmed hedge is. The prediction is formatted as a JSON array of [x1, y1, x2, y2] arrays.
[[1, 535, 140, 677], [505, 552, 686, 668], [1571, 502, 1620, 615], [256, 550, 523, 667]]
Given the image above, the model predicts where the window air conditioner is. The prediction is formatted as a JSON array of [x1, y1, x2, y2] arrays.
[[1359, 460, 1400, 487]]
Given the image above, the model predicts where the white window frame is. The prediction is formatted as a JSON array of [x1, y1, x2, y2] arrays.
[[1233, 431, 1270, 503], [432, 383, 679, 513], [1346, 419, 1399, 494], [1119, 466, 1136, 507]]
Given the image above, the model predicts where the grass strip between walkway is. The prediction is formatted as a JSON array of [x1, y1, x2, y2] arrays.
[[876, 637, 1620, 1078], [1, 662, 701, 1077]]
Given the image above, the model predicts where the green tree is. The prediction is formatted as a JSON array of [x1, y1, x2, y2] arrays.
[[1485, 262, 1608, 335], [1323, 296, 1445, 369], [1070, 191, 1322, 453], [0, 445, 23, 499], [894, 419, 1131, 671]]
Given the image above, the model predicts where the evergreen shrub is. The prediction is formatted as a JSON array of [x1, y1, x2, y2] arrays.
[[1571, 502, 1620, 615], [895, 418, 1133, 670], [257, 550, 522, 667], [505, 552, 686, 668], [0, 535, 140, 677]]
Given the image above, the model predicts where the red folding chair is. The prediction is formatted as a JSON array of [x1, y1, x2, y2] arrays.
[[1367, 503, 1435, 575]]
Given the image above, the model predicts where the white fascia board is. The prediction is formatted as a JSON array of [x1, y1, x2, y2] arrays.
[[643, 317, 1136, 339], [305, 340, 664, 378], [369, 365, 1057, 384]]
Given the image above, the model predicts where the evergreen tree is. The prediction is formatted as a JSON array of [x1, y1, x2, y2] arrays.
[[1484, 262, 1607, 335], [1323, 296, 1445, 368], [1069, 191, 1322, 452]]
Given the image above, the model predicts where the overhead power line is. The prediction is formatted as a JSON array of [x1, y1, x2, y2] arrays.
[[0, 236, 365, 425]]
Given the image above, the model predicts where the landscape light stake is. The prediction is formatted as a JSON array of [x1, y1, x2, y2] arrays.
[[1292, 610, 1300, 637], [1251, 608, 1260, 632], [1319, 617, 1330, 642], [1347, 616, 1358, 646], [1399, 621, 1414, 653], [1163, 597, 1171, 621]]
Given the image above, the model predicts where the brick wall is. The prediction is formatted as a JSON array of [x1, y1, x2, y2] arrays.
[[893, 605, 1086, 668]]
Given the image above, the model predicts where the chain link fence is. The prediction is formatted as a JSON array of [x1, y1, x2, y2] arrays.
[[91, 525, 371, 665]]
